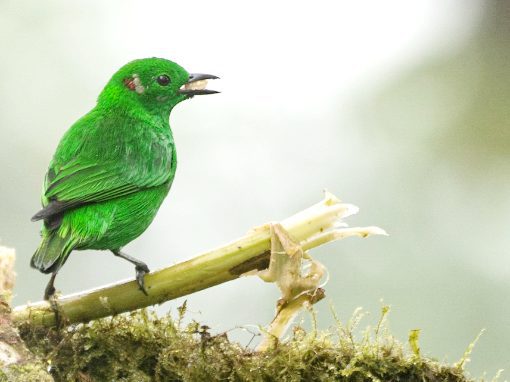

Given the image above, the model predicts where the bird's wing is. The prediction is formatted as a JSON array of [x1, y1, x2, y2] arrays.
[[32, 109, 175, 223], [32, 148, 173, 223]]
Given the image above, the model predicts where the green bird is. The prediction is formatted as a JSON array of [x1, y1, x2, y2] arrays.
[[31, 58, 218, 300]]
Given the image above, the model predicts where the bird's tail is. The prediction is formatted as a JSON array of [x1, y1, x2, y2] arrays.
[[31, 231, 74, 274]]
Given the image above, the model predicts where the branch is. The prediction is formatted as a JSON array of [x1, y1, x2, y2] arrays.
[[12, 192, 386, 329]]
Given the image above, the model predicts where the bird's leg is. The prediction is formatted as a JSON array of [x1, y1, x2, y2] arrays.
[[44, 272, 58, 300], [111, 249, 150, 295], [44, 272, 64, 326]]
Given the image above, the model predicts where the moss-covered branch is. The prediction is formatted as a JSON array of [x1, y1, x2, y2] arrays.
[[13, 192, 385, 329], [18, 307, 485, 382]]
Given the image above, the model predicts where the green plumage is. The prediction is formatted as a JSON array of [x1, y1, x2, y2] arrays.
[[31, 58, 217, 296]]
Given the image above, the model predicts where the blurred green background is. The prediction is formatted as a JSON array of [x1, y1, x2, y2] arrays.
[[1, 0, 509, 377]]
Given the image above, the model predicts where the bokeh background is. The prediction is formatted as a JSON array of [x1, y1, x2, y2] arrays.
[[1, 0, 509, 377]]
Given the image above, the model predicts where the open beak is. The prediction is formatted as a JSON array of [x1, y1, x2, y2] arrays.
[[179, 73, 219, 96]]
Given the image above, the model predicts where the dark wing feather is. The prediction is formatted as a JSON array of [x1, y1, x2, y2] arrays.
[[31, 158, 171, 222]]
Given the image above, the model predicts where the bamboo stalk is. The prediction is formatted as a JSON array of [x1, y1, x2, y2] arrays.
[[12, 192, 385, 328]]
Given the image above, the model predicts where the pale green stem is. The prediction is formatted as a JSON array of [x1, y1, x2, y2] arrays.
[[12, 193, 380, 328], [256, 289, 326, 352]]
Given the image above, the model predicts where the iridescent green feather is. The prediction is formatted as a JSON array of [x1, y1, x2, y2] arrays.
[[31, 58, 190, 273]]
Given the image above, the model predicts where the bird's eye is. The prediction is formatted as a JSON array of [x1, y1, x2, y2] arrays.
[[156, 75, 171, 86]]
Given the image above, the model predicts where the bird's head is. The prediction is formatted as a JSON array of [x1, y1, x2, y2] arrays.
[[98, 57, 218, 115]]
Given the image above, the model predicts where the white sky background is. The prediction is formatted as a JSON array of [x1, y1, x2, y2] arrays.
[[4, 0, 509, 377]]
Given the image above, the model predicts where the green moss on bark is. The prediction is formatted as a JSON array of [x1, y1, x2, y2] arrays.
[[17, 308, 485, 382]]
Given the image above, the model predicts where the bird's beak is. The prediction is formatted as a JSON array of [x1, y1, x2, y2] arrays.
[[179, 73, 219, 96]]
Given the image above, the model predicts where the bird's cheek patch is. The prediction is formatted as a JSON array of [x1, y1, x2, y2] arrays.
[[123, 74, 145, 94]]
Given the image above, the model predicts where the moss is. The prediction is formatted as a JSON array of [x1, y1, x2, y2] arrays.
[[0, 363, 53, 382], [17, 307, 488, 382]]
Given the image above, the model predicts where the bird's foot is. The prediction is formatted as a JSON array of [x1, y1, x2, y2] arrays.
[[135, 263, 150, 295], [111, 249, 150, 295], [44, 272, 58, 300], [44, 284, 56, 300]]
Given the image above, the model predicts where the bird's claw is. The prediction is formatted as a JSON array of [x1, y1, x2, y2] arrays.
[[135, 264, 150, 296], [44, 284, 56, 300]]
